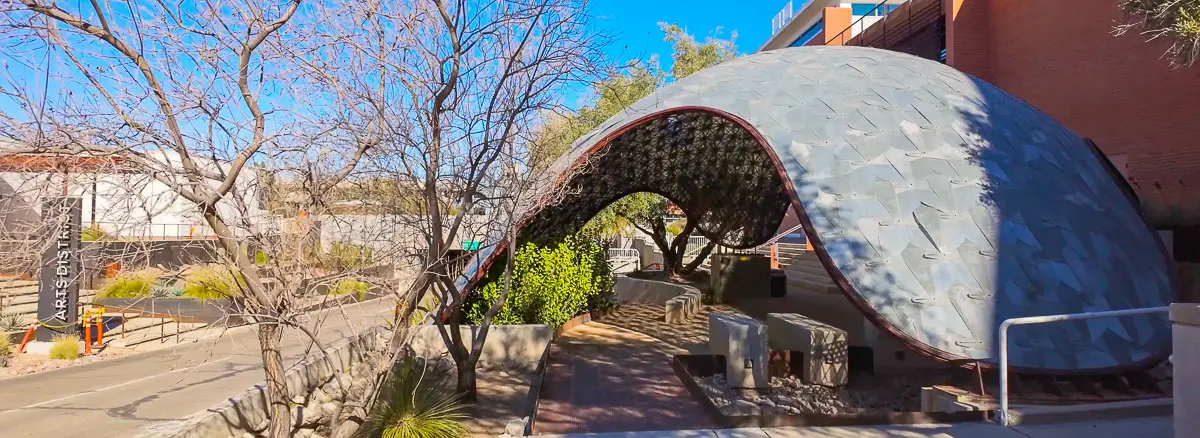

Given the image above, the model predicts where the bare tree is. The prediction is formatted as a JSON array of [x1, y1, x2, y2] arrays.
[[289, 0, 613, 409], [0, 2, 388, 436]]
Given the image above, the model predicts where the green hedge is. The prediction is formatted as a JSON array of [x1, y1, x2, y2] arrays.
[[464, 233, 613, 328]]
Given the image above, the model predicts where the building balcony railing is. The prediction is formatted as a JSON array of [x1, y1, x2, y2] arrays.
[[825, 0, 945, 62]]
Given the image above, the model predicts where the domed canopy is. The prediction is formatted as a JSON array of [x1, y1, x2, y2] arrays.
[[457, 46, 1172, 373]]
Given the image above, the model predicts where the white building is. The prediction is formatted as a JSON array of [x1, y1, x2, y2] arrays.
[[0, 149, 272, 240], [765, 0, 909, 50]]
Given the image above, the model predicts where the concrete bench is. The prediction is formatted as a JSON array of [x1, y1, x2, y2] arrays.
[[767, 313, 848, 387], [709, 313, 768, 389], [664, 290, 702, 323]]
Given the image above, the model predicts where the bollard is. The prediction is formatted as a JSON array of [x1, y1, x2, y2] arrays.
[[17, 322, 36, 354], [83, 312, 92, 355], [94, 311, 104, 347]]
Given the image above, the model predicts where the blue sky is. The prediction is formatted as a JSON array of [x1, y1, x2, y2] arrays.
[[589, 0, 783, 69], [557, 0, 784, 109]]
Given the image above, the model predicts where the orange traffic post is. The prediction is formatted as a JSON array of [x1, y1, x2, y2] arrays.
[[17, 322, 36, 354], [82, 312, 92, 355], [95, 308, 104, 347], [770, 243, 779, 269]]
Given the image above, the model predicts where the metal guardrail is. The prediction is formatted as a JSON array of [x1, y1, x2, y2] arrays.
[[827, 0, 893, 46], [714, 223, 807, 256], [996, 306, 1170, 426], [606, 248, 641, 271], [771, 0, 795, 35]]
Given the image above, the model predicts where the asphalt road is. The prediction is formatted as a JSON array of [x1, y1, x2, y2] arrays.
[[0, 297, 397, 438]]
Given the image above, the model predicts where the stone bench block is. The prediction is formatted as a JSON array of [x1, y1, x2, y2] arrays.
[[767, 312, 848, 387], [709, 312, 768, 389], [665, 297, 687, 323], [682, 291, 702, 315]]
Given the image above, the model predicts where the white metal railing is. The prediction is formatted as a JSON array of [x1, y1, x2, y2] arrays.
[[607, 248, 641, 271], [771, 1, 795, 35], [996, 306, 1170, 426], [607, 248, 639, 260], [714, 223, 807, 256]]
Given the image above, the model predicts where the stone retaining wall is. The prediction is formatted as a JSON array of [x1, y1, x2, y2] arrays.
[[613, 275, 696, 305]]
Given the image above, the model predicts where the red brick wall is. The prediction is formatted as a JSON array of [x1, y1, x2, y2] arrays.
[[943, 0, 991, 81], [953, 0, 1200, 228]]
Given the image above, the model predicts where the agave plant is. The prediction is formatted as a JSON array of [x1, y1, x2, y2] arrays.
[[356, 358, 470, 438], [0, 313, 23, 332]]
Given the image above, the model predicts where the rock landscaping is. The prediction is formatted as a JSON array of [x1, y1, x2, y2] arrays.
[[1, 346, 137, 378], [695, 373, 924, 417]]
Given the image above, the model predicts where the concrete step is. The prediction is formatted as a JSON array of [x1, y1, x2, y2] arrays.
[[0, 285, 38, 298], [108, 321, 209, 348], [1, 291, 98, 316], [783, 268, 836, 286], [3, 289, 98, 308], [0, 280, 37, 291], [775, 243, 808, 251], [787, 276, 841, 294], [104, 316, 171, 338], [787, 263, 830, 277]]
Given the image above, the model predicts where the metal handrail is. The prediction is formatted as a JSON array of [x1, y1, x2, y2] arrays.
[[996, 306, 1170, 426], [715, 223, 808, 256], [606, 248, 641, 271], [827, 0, 891, 45], [607, 248, 640, 259]]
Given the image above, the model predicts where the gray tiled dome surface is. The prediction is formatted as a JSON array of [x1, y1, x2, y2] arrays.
[[461, 46, 1172, 372]]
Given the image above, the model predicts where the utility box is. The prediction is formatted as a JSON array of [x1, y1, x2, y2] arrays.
[[770, 269, 787, 298], [710, 254, 770, 303]]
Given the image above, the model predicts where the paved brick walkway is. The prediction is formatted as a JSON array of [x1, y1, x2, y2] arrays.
[[533, 320, 717, 434]]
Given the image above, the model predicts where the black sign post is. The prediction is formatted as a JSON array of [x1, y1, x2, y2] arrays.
[[36, 197, 82, 341]]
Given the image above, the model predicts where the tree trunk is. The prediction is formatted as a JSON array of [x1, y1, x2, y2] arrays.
[[455, 357, 478, 403], [679, 240, 717, 275], [257, 323, 291, 438]]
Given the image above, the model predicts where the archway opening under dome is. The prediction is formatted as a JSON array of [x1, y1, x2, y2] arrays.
[[517, 108, 795, 250]]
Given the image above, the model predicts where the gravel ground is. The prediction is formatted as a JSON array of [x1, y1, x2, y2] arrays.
[[1, 346, 136, 379], [696, 373, 925, 416]]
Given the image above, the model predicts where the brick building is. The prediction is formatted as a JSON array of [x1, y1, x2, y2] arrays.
[[761, 0, 1200, 261]]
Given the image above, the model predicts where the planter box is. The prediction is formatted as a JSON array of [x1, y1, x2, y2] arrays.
[[670, 354, 992, 429]]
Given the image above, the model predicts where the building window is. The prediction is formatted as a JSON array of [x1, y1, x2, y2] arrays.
[[851, 3, 899, 16], [790, 19, 824, 47]]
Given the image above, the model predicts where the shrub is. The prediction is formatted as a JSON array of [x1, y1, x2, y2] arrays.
[[0, 334, 12, 367], [254, 250, 270, 266], [465, 232, 614, 328], [182, 266, 246, 300], [80, 225, 110, 242], [327, 242, 375, 270], [97, 269, 162, 299], [48, 335, 79, 360], [357, 357, 469, 438], [329, 279, 371, 302], [0, 313, 23, 332]]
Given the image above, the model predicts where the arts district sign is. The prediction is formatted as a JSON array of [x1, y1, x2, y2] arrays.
[[36, 197, 82, 341]]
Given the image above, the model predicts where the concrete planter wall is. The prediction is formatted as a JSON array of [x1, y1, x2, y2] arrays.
[[408, 324, 554, 368], [613, 274, 698, 305]]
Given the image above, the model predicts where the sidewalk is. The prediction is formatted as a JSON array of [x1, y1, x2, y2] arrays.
[[533, 322, 716, 434], [0, 297, 397, 438], [533, 416, 1172, 438]]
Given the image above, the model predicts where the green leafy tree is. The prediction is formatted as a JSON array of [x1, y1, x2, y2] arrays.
[[1118, 1, 1200, 67]]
